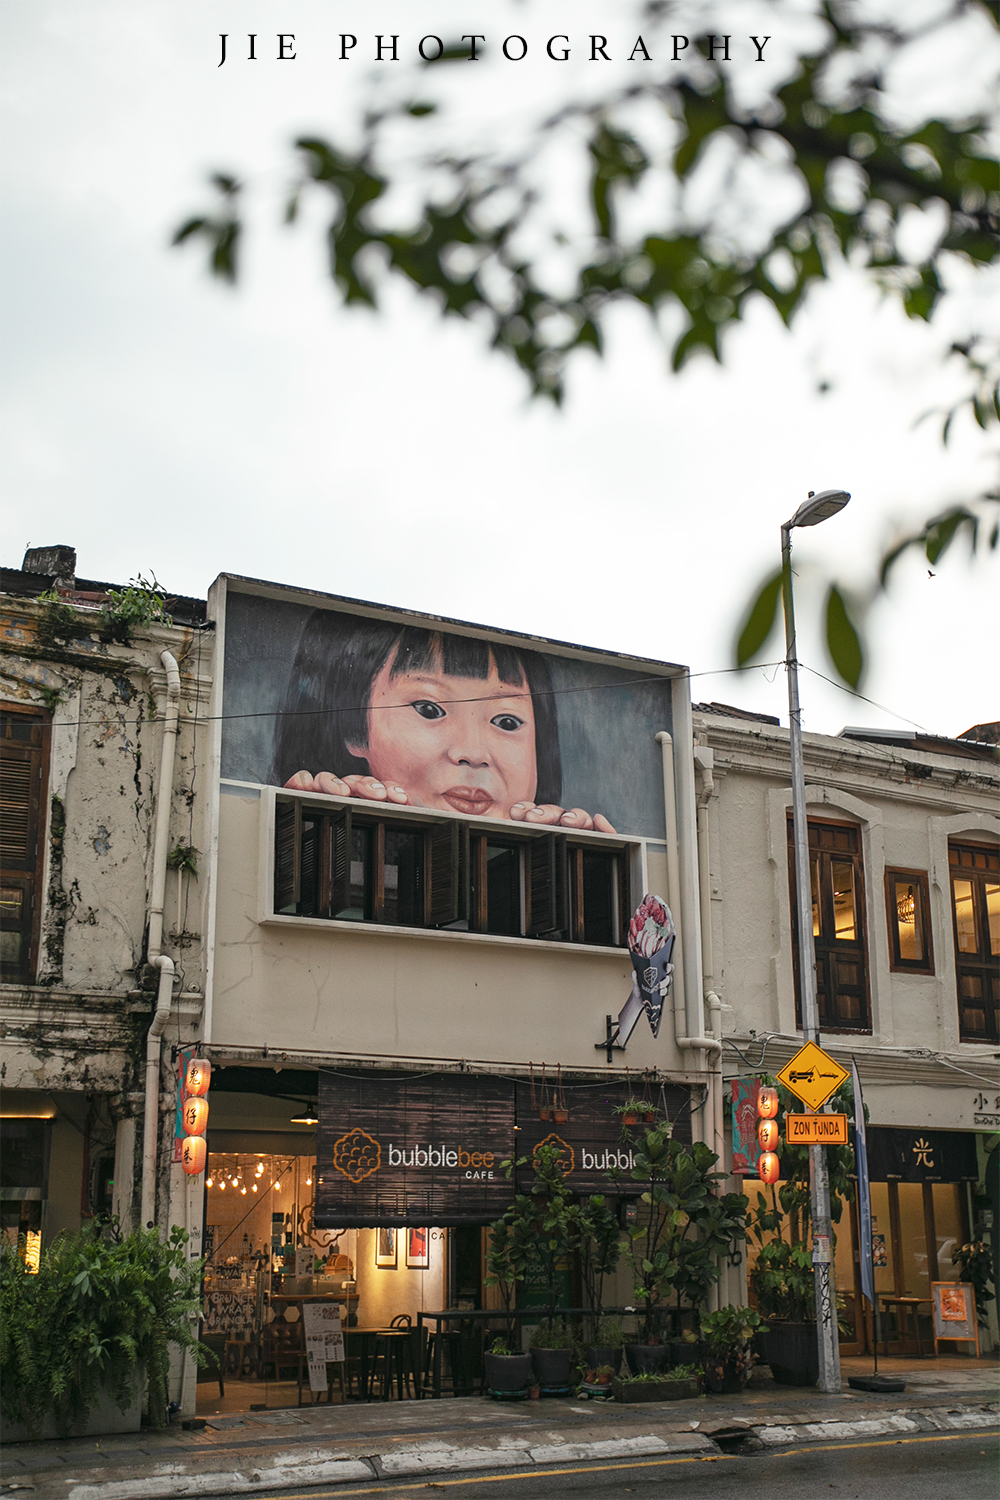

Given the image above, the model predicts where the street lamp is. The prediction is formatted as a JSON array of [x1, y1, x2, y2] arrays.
[[781, 487, 850, 1396]]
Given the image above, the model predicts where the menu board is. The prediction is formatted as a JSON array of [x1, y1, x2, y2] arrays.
[[303, 1301, 345, 1393], [931, 1281, 978, 1353]]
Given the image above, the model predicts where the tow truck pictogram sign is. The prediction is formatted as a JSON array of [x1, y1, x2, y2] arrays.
[[776, 1041, 849, 1112]]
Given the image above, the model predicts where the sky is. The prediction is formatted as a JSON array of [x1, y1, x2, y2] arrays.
[[2, 0, 998, 740]]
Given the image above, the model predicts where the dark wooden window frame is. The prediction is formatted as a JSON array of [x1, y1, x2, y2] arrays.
[[948, 838, 1000, 1046], [787, 814, 872, 1035], [1, 703, 51, 985], [884, 867, 934, 974], [273, 793, 631, 949]]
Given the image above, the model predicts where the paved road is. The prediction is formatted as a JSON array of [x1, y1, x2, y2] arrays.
[[231, 1431, 998, 1500]]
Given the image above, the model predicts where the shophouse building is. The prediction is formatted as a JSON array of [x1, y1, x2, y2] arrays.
[[2, 561, 730, 1412], [691, 703, 1000, 1358], [0, 547, 212, 1265]]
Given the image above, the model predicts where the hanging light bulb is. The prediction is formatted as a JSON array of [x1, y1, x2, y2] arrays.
[[219, 1179, 226, 1190], [241, 1185, 247, 1196], [206, 1175, 214, 1188], [305, 1174, 312, 1186], [251, 1182, 258, 1192]]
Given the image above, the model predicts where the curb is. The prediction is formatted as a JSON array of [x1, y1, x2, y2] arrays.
[[9, 1401, 997, 1500]]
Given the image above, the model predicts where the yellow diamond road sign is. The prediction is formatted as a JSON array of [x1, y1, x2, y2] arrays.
[[777, 1041, 849, 1112]]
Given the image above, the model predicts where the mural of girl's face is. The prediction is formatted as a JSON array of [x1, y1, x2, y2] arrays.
[[352, 656, 538, 818]]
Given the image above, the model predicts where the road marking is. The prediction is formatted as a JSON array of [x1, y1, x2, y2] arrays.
[[241, 1427, 1000, 1499]]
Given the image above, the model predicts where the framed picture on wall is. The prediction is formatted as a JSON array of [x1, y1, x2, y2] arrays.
[[406, 1227, 429, 1269], [375, 1227, 397, 1269]]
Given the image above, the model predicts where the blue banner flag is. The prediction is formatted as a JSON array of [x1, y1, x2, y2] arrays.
[[852, 1058, 875, 1309]]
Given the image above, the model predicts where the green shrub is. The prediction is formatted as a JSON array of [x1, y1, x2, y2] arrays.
[[99, 574, 172, 644], [0, 1222, 205, 1435]]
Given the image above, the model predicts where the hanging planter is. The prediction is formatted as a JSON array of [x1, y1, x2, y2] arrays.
[[537, 1062, 553, 1120], [552, 1064, 569, 1123]]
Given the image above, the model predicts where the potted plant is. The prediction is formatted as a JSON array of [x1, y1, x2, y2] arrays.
[[0, 1222, 207, 1439], [612, 1364, 700, 1403], [699, 1305, 762, 1393], [584, 1313, 624, 1374], [529, 1318, 575, 1388], [578, 1195, 623, 1367], [483, 1335, 533, 1396], [614, 1099, 645, 1126], [483, 1218, 531, 1395], [488, 1143, 581, 1391], [622, 1125, 748, 1368], [746, 1076, 856, 1387]]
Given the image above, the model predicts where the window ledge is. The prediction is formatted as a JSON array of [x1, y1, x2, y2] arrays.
[[259, 910, 629, 959]]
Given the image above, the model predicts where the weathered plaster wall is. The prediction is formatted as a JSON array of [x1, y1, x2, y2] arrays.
[[210, 791, 689, 1077], [1, 596, 214, 1237]]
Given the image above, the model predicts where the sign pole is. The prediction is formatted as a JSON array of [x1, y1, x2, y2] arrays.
[[781, 521, 842, 1396]]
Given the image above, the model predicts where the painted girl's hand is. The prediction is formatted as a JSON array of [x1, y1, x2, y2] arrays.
[[509, 801, 616, 834], [283, 771, 409, 804]]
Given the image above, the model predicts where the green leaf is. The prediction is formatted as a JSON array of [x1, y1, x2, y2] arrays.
[[824, 584, 864, 689], [735, 570, 783, 667]]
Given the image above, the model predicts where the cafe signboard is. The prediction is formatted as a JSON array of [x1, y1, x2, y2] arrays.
[[315, 1070, 690, 1227]]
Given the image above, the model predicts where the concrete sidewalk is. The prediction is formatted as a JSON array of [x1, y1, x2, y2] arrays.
[[2, 1363, 997, 1500]]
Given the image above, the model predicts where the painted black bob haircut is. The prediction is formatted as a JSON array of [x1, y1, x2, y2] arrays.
[[272, 610, 562, 807]]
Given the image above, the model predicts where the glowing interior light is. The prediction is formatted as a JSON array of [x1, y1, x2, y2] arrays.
[[206, 1176, 214, 1188]]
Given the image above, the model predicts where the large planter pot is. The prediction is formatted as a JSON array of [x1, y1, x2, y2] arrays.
[[484, 1351, 532, 1394], [584, 1345, 622, 1373], [703, 1358, 747, 1395], [625, 1342, 669, 1376], [762, 1322, 819, 1387], [530, 1347, 573, 1387], [667, 1338, 704, 1368], [613, 1376, 699, 1403], [1, 1377, 143, 1442]]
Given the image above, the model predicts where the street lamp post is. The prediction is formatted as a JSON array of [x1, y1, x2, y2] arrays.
[[780, 487, 850, 1396]]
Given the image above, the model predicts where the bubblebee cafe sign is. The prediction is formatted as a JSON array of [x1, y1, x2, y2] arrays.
[[314, 1070, 690, 1228]]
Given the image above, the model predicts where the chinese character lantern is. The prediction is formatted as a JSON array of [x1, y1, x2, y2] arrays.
[[182, 1096, 209, 1136], [185, 1058, 211, 1096], [757, 1085, 779, 1119], [181, 1135, 208, 1176], [757, 1118, 779, 1152], [758, 1150, 780, 1185]]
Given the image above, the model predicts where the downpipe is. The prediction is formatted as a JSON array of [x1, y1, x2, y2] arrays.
[[139, 650, 180, 1230], [655, 730, 722, 1062]]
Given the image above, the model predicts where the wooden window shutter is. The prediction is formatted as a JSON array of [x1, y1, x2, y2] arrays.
[[424, 820, 468, 927], [274, 798, 301, 912], [1, 708, 49, 983], [299, 817, 320, 916], [328, 807, 352, 916], [526, 831, 568, 937], [617, 848, 632, 946]]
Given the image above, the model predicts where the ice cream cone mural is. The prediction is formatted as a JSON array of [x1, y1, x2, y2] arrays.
[[611, 895, 676, 1046]]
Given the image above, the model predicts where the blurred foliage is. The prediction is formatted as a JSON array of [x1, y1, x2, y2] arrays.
[[174, 2, 998, 689]]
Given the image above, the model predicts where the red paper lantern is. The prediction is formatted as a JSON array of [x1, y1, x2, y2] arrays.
[[757, 1085, 779, 1119], [182, 1096, 209, 1136], [185, 1058, 211, 1097], [181, 1135, 208, 1176], [758, 1150, 780, 1185], [757, 1118, 778, 1152]]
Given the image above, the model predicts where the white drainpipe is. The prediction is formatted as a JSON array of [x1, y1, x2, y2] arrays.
[[140, 650, 180, 1230], [655, 730, 721, 1064]]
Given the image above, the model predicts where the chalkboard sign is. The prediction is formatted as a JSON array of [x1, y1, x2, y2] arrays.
[[931, 1281, 979, 1356]]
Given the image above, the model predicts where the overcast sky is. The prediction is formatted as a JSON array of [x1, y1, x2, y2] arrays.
[[2, 0, 997, 739]]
